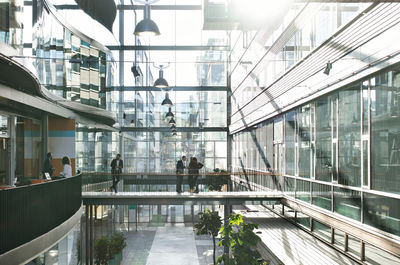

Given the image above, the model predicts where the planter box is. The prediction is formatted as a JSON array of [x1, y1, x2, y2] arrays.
[[109, 252, 122, 265]]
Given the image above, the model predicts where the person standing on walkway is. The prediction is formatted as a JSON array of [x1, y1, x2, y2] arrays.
[[110, 154, 123, 193], [188, 157, 203, 193], [42, 152, 54, 179], [176, 155, 187, 193]]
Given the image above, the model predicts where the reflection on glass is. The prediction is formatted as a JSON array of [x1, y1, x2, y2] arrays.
[[347, 234, 361, 258], [316, 97, 332, 182], [296, 179, 310, 203], [338, 84, 361, 187], [334, 187, 361, 221], [371, 70, 400, 194], [285, 111, 296, 175], [363, 193, 400, 237], [298, 105, 311, 178], [312, 219, 331, 241], [312, 182, 331, 211]]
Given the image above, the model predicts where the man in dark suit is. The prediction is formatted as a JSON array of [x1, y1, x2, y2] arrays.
[[42, 152, 54, 178], [176, 156, 187, 193], [110, 154, 123, 193]]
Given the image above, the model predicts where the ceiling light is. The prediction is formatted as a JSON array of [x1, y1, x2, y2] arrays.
[[161, 92, 173, 107], [323, 61, 332, 75], [134, 4, 160, 37], [166, 107, 174, 118], [172, 132, 177, 136], [171, 124, 176, 130], [169, 118, 176, 124], [154, 68, 169, 89]]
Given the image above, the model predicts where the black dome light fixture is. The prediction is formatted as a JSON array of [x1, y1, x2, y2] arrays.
[[134, 1, 160, 37], [166, 107, 174, 119], [153, 64, 170, 90], [161, 92, 173, 107], [171, 124, 176, 130], [172, 132, 177, 136], [169, 117, 176, 124]]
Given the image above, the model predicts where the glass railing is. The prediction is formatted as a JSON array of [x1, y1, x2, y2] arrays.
[[81, 171, 280, 193]]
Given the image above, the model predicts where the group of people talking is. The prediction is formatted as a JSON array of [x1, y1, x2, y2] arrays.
[[176, 156, 203, 193]]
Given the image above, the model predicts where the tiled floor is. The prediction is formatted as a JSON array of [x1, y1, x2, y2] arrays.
[[119, 224, 220, 265]]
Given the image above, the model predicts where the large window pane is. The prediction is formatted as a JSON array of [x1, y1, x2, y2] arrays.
[[371, 70, 400, 194], [315, 97, 332, 182], [298, 105, 311, 178], [338, 85, 361, 187], [285, 111, 296, 175], [296, 179, 310, 203]]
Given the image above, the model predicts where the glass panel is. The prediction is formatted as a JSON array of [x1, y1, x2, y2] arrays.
[[296, 211, 310, 230], [365, 242, 400, 265], [315, 97, 332, 182], [334, 187, 361, 221], [371, 70, 400, 194], [347, 234, 361, 258], [334, 229, 345, 250], [363, 140, 368, 186], [285, 111, 296, 175], [338, 84, 361, 187], [362, 81, 369, 134], [312, 219, 331, 241], [296, 179, 310, 203], [284, 176, 295, 197], [298, 105, 311, 178], [312, 182, 331, 210], [363, 193, 400, 237]]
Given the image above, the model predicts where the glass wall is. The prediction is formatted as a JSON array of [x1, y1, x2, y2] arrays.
[[123, 131, 227, 172], [0, 0, 24, 53], [232, 64, 400, 237], [32, 1, 115, 109]]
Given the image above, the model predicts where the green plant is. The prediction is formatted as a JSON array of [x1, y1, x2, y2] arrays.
[[206, 168, 230, 191], [109, 233, 126, 258], [94, 236, 110, 265], [217, 213, 266, 265], [94, 233, 126, 265], [194, 210, 222, 265]]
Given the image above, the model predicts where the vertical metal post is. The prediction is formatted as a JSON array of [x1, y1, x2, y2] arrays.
[[89, 205, 93, 265], [85, 205, 89, 265], [8, 116, 16, 185], [224, 199, 231, 255], [344, 233, 348, 252], [281, 204, 285, 215], [136, 204, 138, 231], [331, 228, 335, 244], [360, 241, 365, 261]]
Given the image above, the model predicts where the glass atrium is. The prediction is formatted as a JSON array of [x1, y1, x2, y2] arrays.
[[0, 0, 400, 265]]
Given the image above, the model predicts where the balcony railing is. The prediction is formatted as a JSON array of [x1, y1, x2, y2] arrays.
[[0, 174, 82, 255]]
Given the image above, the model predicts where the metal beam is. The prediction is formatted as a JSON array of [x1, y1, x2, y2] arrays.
[[119, 127, 228, 132], [106, 45, 230, 51], [118, 5, 202, 10], [82, 191, 282, 206], [106, 86, 228, 91]]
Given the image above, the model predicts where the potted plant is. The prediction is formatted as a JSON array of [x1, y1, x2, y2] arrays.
[[206, 168, 230, 191], [194, 210, 222, 265], [94, 233, 126, 265], [109, 233, 126, 265], [217, 213, 266, 265], [94, 236, 110, 265]]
